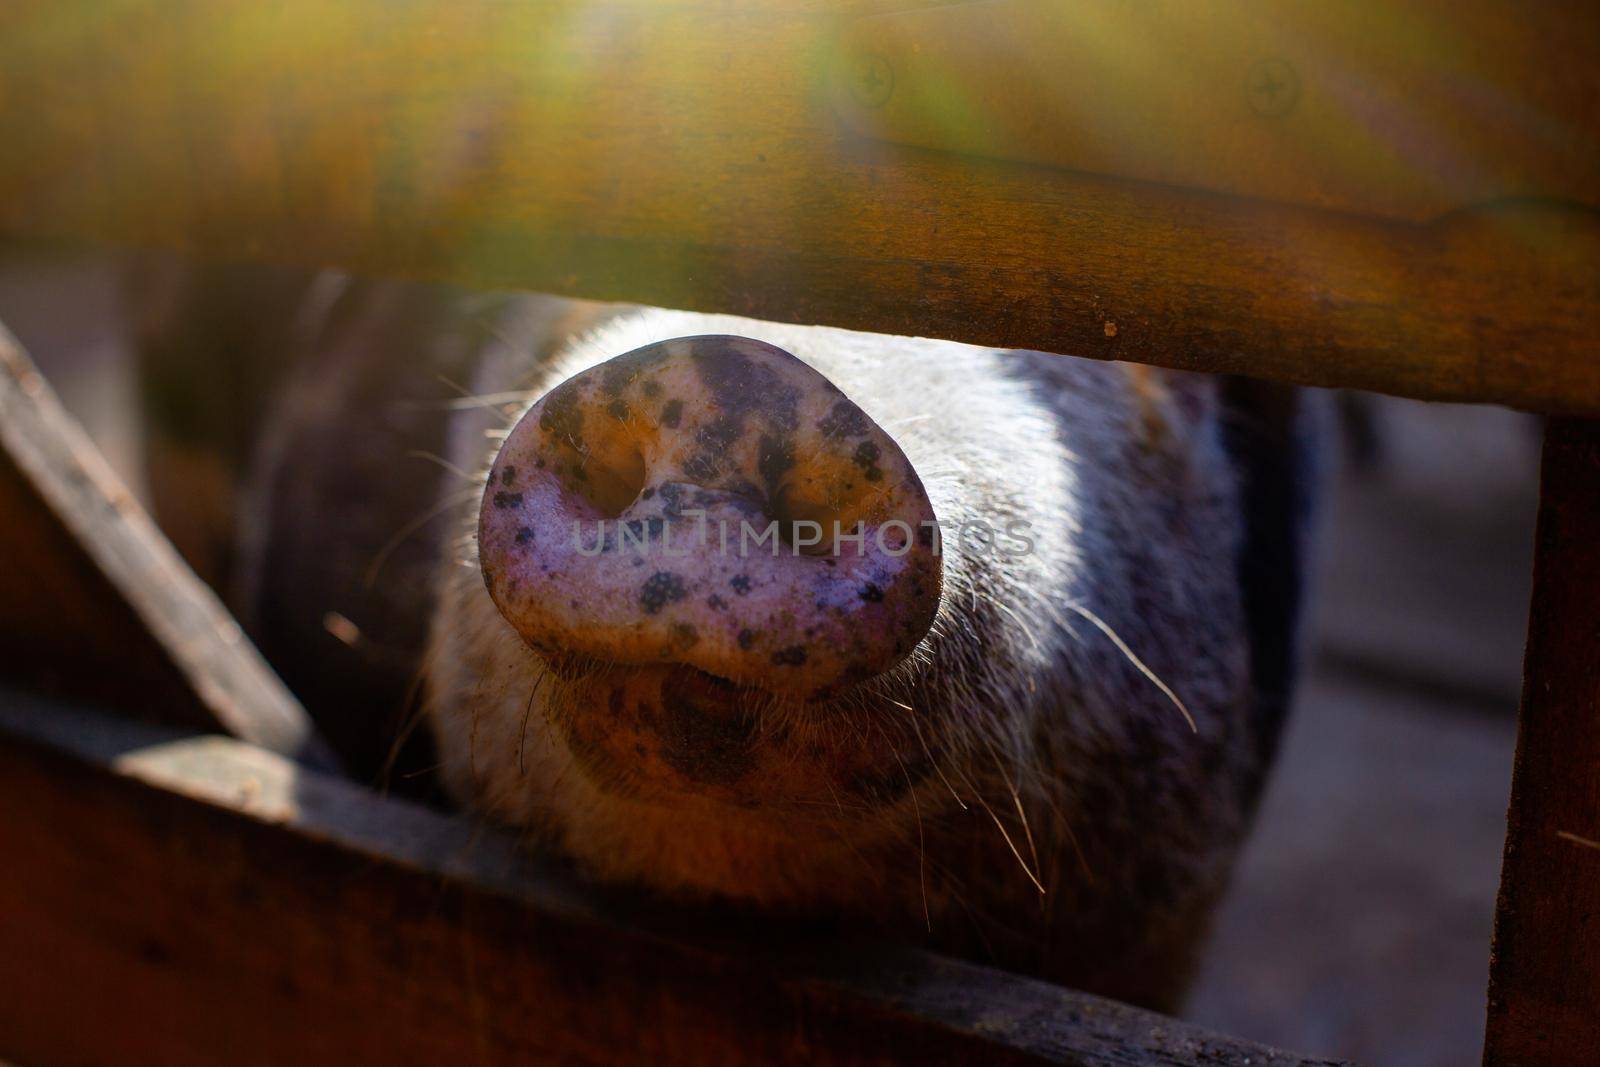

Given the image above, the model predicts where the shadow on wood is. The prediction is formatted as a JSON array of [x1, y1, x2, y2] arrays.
[[0, 695, 1347, 1067]]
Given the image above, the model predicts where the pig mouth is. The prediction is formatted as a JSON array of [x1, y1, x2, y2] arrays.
[[541, 656, 936, 813]]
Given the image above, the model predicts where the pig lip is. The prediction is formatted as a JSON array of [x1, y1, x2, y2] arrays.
[[539, 650, 854, 709], [542, 649, 610, 682], [664, 663, 771, 718], [550, 657, 934, 810]]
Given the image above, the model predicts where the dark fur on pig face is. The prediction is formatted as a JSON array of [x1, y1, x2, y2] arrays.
[[425, 306, 1316, 1009]]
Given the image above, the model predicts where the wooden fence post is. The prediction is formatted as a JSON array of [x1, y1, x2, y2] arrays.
[[1484, 418, 1600, 1065]]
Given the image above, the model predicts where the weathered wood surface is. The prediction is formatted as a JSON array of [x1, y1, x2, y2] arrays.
[[0, 694, 1349, 1067], [1483, 419, 1600, 1066], [2, 1, 1598, 413], [0, 323, 332, 765]]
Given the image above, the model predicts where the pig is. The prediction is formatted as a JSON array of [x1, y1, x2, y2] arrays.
[[140, 268, 1321, 1011]]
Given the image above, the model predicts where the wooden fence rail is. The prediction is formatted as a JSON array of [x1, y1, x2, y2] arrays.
[[0, 695, 1347, 1067], [1, 0, 1598, 413]]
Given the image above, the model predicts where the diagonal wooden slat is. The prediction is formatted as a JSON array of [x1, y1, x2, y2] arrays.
[[0, 322, 334, 765]]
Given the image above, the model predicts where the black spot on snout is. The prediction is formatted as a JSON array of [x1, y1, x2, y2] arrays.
[[640, 572, 686, 614], [660, 399, 684, 429], [683, 414, 743, 481], [657, 699, 759, 788], [658, 482, 685, 517], [690, 341, 800, 433], [757, 434, 796, 497], [817, 400, 870, 439], [493, 491, 523, 509], [539, 380, 584, 445], [850, 440, 884, 482], [600, 345, 668, 398], [772, 645, 808, 666], [858, 583, 884, 603]]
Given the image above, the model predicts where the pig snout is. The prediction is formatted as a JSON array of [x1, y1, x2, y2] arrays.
[[477, 335, 942, 699]]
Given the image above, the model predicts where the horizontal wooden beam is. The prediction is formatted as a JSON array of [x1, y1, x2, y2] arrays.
[[1, 1, 1597, 413], [0, 695, 1347, 1067], [0, 323, 334, 766]]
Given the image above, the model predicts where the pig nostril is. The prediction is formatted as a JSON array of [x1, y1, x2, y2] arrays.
[[768, 489, 854, 557], [553, 439, 646, 519], [585, 447, 647, 518]]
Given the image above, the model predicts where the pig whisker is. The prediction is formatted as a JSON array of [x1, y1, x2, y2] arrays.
[[518, 672, 550, 775], [991, 599, 1043, 655], [404, 449, 477, 482], [474, 315, 532, 358], [944, 740, 1046, 897], [781, 797, 878, 817], [885, 414, 935, 430], [1012, 790, 1043, 898], [434, 374, 525, 425], [365, 487, 480, 589], [1013, 746, 1095, 885], [468, 694, 482, 783], [972, 788, 1047, 896], [376, 658, 436, 795], [977, 730, 1044, 894], [818, 782, 890, 883], [1059, 810, 1095, 884], [821, 774, 852, 821], [895, 699, 968, 810], [438, 390, 533, 412], [893, 746, 933, 932], [1063, 601, 1196, 732]]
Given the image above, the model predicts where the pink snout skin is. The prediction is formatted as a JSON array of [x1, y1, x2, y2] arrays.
[[479, 335, 942, 699]]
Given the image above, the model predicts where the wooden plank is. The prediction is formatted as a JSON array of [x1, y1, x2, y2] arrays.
[[1483, 418, 1600, 1066], [0, 694, 1349, 1067], [1, 1, 1598, 413], [834, 4, 1600, 227], [0, 322, 333, 766]]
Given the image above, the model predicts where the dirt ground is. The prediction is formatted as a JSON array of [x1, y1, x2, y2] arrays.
[[1186, 396, 1538, 1065], [0, 248, 1541, 1066]]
